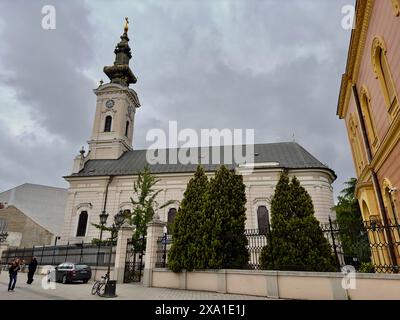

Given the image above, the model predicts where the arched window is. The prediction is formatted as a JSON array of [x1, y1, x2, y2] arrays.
[[257, 206, 269, 234], [167, 208, 177, 234], [371, 37, 399, 118], [348, 114, 365, 175], [125, 121, 129, 137], [104, 116, 112, 132], [76, 211, 88, 237], [360, 86, 378, 150]]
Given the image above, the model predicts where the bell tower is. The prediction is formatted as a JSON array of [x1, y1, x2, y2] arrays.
[[87, 18, 141, 160]]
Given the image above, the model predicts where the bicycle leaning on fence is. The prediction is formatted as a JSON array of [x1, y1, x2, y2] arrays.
[[91, 273, 109, 296]]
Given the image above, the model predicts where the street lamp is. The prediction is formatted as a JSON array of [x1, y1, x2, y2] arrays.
[[102, 210, 125, 298], [0, 232, 8, 243], [96, 211, 109, 266]]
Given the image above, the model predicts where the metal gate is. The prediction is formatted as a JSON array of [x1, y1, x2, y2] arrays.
[[123, 238, 145, 283]]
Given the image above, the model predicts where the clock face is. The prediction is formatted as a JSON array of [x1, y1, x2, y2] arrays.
[[106, 99, 114, 109]]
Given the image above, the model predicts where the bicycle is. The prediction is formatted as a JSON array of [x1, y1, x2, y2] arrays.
[[91, 273, 109, 296]]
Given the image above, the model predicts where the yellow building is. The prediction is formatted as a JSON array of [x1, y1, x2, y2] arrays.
[[337, 0, 400, 272]]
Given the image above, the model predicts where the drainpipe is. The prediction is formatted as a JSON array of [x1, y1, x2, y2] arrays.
[[102, 176, 114, 214], [352, 84, 398, 272]]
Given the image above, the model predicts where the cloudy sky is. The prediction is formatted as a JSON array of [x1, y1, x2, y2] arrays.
[[0, 0, 355, 199]]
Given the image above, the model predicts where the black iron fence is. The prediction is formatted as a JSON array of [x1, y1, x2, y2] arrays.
[[362, 219, 400, 273], [1, 242, 116, 267], [155, 218, 400, 273], [156, 234, 173, 268]]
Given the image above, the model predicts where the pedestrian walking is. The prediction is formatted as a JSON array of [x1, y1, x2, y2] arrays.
[[8, 258, 21, 292], [27, 256, 38, 284]]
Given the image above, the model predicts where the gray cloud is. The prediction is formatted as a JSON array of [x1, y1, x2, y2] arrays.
[[0, 0, 355, 199]]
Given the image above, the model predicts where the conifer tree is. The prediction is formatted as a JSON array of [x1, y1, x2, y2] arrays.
[[205, 166, 249, 269], [260, 172, 336, 271], [168, 166, 209, 272]]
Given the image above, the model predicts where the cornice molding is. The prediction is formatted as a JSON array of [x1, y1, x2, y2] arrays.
[[337, 0, 374, 118]]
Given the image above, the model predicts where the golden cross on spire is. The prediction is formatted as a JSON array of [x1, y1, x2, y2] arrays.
[[124, 17, 129, 33]]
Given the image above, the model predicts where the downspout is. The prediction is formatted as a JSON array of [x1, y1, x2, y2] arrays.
[[352, 84, 398, 272], [103, 175, 114, 214]]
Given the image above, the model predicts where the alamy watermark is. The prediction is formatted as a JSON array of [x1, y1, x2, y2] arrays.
[[146, 121, 256, 174], [41, 265, 56, 290], [341, 4, 356, 30], [41, 5, 56, 30], [341, 265, 356, 290]]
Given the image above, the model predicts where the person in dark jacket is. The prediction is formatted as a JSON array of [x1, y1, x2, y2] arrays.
[[8, 258, 21, 291], [27, 256, 38, 284]]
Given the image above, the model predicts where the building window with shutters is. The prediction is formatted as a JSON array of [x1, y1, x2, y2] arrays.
[[76, 211, 88, 237]]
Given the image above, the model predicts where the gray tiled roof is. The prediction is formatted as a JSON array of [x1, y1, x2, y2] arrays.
[[67, 142, 335, 178]]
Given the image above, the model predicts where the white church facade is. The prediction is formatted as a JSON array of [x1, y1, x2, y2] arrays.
[[59, 22, 336, 245]]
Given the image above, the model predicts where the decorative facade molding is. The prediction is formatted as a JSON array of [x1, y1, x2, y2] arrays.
[[337, 0, 374, 118], [391, 0, 400, 16], [371, 36, 388, 78], [76, 202, 92, 210]]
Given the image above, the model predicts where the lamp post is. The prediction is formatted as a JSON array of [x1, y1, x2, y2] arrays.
[[162, 226, 168, 268], [96, 211, 109, 266], [102, 210, 125, 298], [0, 232, 7, 243]]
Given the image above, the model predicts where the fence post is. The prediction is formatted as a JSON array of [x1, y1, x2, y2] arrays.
[[143, 216, 166, 287], [329, 216, 341, 272], [114, 222, 134, 284], [162, 233, 167, 268]]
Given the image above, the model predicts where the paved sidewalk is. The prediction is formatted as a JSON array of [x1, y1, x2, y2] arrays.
[[0, 272, 271, 300]]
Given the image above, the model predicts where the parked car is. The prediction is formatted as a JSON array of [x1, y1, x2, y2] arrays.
[[55, 262, 92, 284]]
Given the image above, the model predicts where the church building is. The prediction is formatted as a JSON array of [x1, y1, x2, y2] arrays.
[[60, 20, 336, 244]]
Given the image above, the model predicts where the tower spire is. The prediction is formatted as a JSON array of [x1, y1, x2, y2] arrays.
[[103, 17, 137, 87]]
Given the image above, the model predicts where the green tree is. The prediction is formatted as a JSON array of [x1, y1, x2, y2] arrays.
[[260, 171, 336, 272], [126, 165, 176, 253], [333, 178, 371, 265], [205, 166, 249, 269], [92, 165, 174, 251], [168, 166, 209, 272]]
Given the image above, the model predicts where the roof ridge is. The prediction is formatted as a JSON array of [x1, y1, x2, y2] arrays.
[[129, 141, 299, 153]]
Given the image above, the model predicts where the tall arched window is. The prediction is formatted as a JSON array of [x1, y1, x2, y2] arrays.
[[348, 114, 365, 175], [167, 208, 177, 234], [125, 121, 129, 137], [76, 211, 88, 237], [371, 37, 399, 118], [360, 86, 378, 150], [257, 206, 269, 234], [104, 116, 112, 132]]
